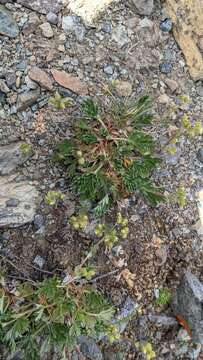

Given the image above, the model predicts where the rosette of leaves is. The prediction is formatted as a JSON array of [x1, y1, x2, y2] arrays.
[[54, 95, 164, 216], [0, 276, 114, 360]]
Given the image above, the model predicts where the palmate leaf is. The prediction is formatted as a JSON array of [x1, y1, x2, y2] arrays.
[[82, 98, 100, 118], [93, 194, 110, 217], [128, 130, 155, 155], [53, 139, 74, 162]]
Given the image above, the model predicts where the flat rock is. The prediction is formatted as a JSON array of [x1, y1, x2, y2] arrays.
[[17, 88, 40, 110], [51, 69, 88, 95], [17, 0, 63, 14], [172, 271, 203, 344], [0, 5, 19, 38], [40, 22, 53, 38], [115, 80, 133, 97], [28, 67, 53, 91], [0, 142, 32, 176], [79, 336, 103, 360], [131, 0, 154, 16], [0, 175, 39, 228]]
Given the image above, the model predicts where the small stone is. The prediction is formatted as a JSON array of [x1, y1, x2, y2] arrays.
[[114, 297, 138, 334], [5, 73, 16, 88], [148, 315, 178, 327], [28, 67, 53, 91], [158, 93, 170, 104], [24, 75, 38, 90], [17, 88, 40, 111], [34, 214, 44, 231], [164, 78, 179, 93], [18, 0, 62, 15], [40, 22, 53, 38], [0, 5, 19, 38], [196, 86, 203, 97], [138, 17, 154, 28], [33, 255, 45, 269], [0, 79, 10, 94], [160, 18, 173, 32], [172, 271, 203, 344], [197, 148, 203, 163], [62, 15, 86, 42], [160, 62, 172, 74], [46, 11, 58, 25], [101, 22, 112, 33], [79, 336, 103, 360], [103, 352, 124, 360], [112, 24, 128, 47], [104, 65, 114, 75], [115, 81, 133, 97], [6, 198, 20, 207], [131, 0, 154, 16], [51, 69, 88, 95]]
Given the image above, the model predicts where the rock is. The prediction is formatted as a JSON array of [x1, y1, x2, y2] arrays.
[[40, 22, 53, 38], [160, 62, 172, 74], [33, 255, 45, 268], [6, 198, 20, 207], [17, 0, 62, 14], [158, 94, 170, 104], [164, 78, 179, 93], [138, 17, 154, 29], [0, 142, 32, 176], [28, 67, 53, 91], [24, 75, 38, 90], [17, 88, 40, 110], [114, 297, 138, 333], [0, 5, 19, 38], [160, 18, 173, 32], [103, 352, 124, 360], [147, 315, 178, 327], [62, 15, 86, 42], [104, 65, 114, 75], [79, 336, 103, 360], [46, 11, 58, 25], [0, 79, 10, 94], [101, 22, 112, 33], [5, 73, 16, 88], [172, 271, 203, 344], [196, 86, 203, 97], [34, 214, 44, 232], [51, 69, 88, 95], [115, 81, 133, 97], [197, 148, 203, 163], [112, 24, 128, 47], [131, 0, 154, 16], [0, 175, 39, 228]]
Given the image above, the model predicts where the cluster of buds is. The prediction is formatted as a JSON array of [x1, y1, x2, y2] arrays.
[[70, 213, 88, 230]]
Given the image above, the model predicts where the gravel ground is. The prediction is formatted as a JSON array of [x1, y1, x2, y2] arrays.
[[0, 0, 203, 359]]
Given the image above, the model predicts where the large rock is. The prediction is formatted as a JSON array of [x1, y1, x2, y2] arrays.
[[17, 0, 63, 14], [131, 0, 154, 16], [0, 5, 19, 38], [0, 142, 32, 176], [28, 67, 53, 90], [17, 88, 40, 110], [79, 336, 103, 360], [172, 272, 203, 344], [0, 175, 39, 228]]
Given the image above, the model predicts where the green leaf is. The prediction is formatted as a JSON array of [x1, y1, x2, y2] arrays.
[[93, 194, 110, 217], [82, 98, 100, 118], [53, 139, 74, 162], [128, 130, 155, 155]]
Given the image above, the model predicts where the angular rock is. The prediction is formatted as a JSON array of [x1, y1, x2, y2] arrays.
[[112, 24, 128, 47], [0, 5, 19, 38], [103, 352, 124, 360], [148, 315, 178, 327], [28, 67, 53, 91], [115, 81, 132, 97], [40, 22, 53, 38], [197, 148, 203, 163], [33, 255, 45, 268], [51, 69, 88, 95], [131, 0, 154, 16], [172, 271, 203, 344], [17, 0, 63, 14], [0, 142, 32, 176], [164, 78, 179, 93], [79, 336, 103, 360], [46, 11, 58, 25], [62, 15, 86, 42], [0, 79, 10, 94], [114, 296, 138, 333], [17, 88, 40, 110], [0, 175, 39, 228]]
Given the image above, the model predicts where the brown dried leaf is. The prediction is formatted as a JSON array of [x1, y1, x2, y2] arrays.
[[121, 269, 136, 288]]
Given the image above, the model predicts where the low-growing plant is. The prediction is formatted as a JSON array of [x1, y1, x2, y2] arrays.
[[135, 342, 156, 360], [155, 288, 172, 307], [0, 274, 116, 360], [54, 95, 164, 216], [44, 190, 65, 207], [49, 92, 73, 110]]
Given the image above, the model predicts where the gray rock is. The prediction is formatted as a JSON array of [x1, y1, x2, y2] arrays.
[[101, 22, 112, 33], [197, 148, 203, 163], [40, 22, 53, 38], [104, 65, 114, 75], [188, 344, 201, 359], [160, 62, 172, 74], [103, 351, 124, 360], [6, 198, 20, 207], [172, 271, 203, 344], [17, 88, 40, 110], [33, 255, 45, 269], [17, 0, 62, 14], [0, 142, 32, 176], [62, 15, 86, 42], [0, 79, 10, 94], [197, 86, 203, 97], [46, 11, 58, 25], [147, 315, 178, 327], [34, 214, 44, 232], [131, 0, 154, 16], [0, 5, 19, 38], [5, 73, 16, 88], [79, 336, 103, 360], [160, 18, 173, 32], [112, 24, 128, 47], [0, 175, 39, 228], [114, 296, 138, 333]]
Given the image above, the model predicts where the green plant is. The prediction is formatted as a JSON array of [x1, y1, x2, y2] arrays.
[[49, 92, 73, 110], [20, 143, 33, 155], [0, 275, 115, 360], [44, 190, 64, 207], [155, 288, 172, 306], [54, 95, 164, 216]]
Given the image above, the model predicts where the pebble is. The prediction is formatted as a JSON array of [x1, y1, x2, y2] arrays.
[[112, 24, 128, 47], [17, 88, 41, 110], [33, 255, 45, 269], [5, 72, 16, 88], [197, 148, 203, 163], [0, 79, 10, 94], [164, 78, 179, 93], [40, 22, 54, 38], [46, 11, 58, 25], [160, 18, 173, 32], [6, 198, 20, 207], [132, 0, 154, 16], [34, 214, 44, 231], [101, 22, 112, 33], [0, 4, 19, 38], [104, 65, 114, 75], [160, 62, 172, 74]]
